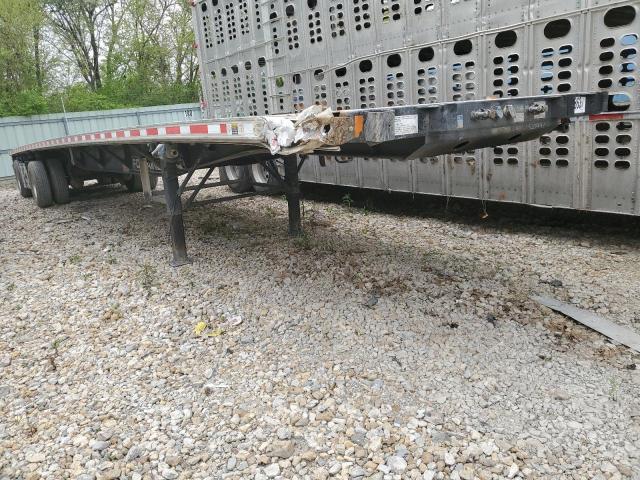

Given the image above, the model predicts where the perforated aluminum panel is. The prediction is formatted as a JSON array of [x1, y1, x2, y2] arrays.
[[193, 0, 640, 215]]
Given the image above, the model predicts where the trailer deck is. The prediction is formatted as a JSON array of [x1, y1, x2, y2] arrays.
[[11, 93, 607, 265]]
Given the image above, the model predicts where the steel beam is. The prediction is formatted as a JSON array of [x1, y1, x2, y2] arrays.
[[284, 156, 302, 237], [161, 159, 191, 267]]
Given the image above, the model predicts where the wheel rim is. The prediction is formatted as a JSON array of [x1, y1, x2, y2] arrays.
[[224, 165, 244, 181], [251, 163, 271, 184]]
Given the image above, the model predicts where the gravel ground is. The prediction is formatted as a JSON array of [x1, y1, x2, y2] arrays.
[[1, 176, 639, 480]]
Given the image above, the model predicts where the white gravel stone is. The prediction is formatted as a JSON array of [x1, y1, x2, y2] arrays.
[[386, 455, 407, 473], [25, 452, 45, 463], [264, 463, 280, 478]]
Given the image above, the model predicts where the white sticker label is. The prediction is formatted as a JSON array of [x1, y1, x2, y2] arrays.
[[574, 96, 586, 114], [394, 115, 419, 136]]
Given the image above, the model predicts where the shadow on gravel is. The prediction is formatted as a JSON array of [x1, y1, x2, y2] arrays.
[[300, 183, 640, 245]]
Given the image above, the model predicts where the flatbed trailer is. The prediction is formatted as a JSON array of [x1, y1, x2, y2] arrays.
[[11, 93, 607, 265]]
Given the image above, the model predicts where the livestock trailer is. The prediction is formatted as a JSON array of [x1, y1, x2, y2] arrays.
[[195, 0, 639, 215]]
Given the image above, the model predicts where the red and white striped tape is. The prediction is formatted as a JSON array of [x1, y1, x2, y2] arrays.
[[11, 121, 258, 155]]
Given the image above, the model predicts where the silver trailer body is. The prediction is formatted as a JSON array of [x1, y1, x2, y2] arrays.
[[192, 0, 639, 215]]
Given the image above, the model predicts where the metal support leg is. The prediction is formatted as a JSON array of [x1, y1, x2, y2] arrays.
[[284, 156, 303, 237], [139, 158, 153, 202], [161, 160, 191, 267]]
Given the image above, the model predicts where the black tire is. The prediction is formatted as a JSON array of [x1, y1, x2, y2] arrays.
[[13, 160, 32, 198], [122, 174, 158, 193], [249, 160, 283, 194], [220, 165, 253, 193], [46, 158, 70, 205], [122, 174, 143, 192], [27, 161, 54, 208]]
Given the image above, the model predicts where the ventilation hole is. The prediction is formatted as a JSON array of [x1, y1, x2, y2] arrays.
[[359, 60, 373, 73], [599, 79, 613, 88], [559, 45, 573, 55], [221, 68, 227, 76], [245, 61, 252, 71], [617, 121, 632, 131], [557, 135, 569, 145], [540, 135, 551, 145], [336, 67, 347, 77], [541, 71, 553, 81], [493, 158, 504, 165], [600, 38, 615, 48], [507, 147, 518, 155], [596, 123, 611, 132], [600, 51, 615, 62], [508, 54, 519, 63], [604, 6, 636, 28], [454, 39, 473, 56], [622, 48, 637, 60], [556, 148, 569, 156], [558, 83, 571, 92], [622, 34, 638, 46], [495, 30, 517, 48], [617, 135, 632, 145], [544, 19, 571, 39], [542, 48, 554, 57], [494, 147, 503, 154], [542, 60, 554, 69], [507, 158, 518, 166], [595, 135, 610, 144], [599, 65, 613, 75], [558, 58, 572, 68], [387, 54, 402, 68], [307, 0, 317, 8], [201, 2, 207, 11], [595, 148, 610, 156], [615, 161, 631, 170], [621, 62, 636, 73], [285, 5, 295, 17], [615, 148, 631, 157], [556, 159, 569, 168], [539, 147, 551, 155], [258, 57, 266, 67], [231, 65, 239, 74], [595, 160, 609, 169], [419, 47, 435, 62], [620, 77, 635, 87], [540, 159, 552, 167], [508, 89, 518, 96], [558, 71, 571, 80], [293, 73, 302, 85], [494, 56, 504, 65], [608, 93, 631, 111]]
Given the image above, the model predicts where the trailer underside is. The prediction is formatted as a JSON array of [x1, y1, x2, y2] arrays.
[[11, 94, 607, 264]]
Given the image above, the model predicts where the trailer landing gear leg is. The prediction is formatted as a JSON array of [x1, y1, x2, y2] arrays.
[[162, 160, 191, 267], [284, 156, 302, 237]]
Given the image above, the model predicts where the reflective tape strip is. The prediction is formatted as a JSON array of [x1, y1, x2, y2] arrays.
[[11, 120, 264, 155]]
